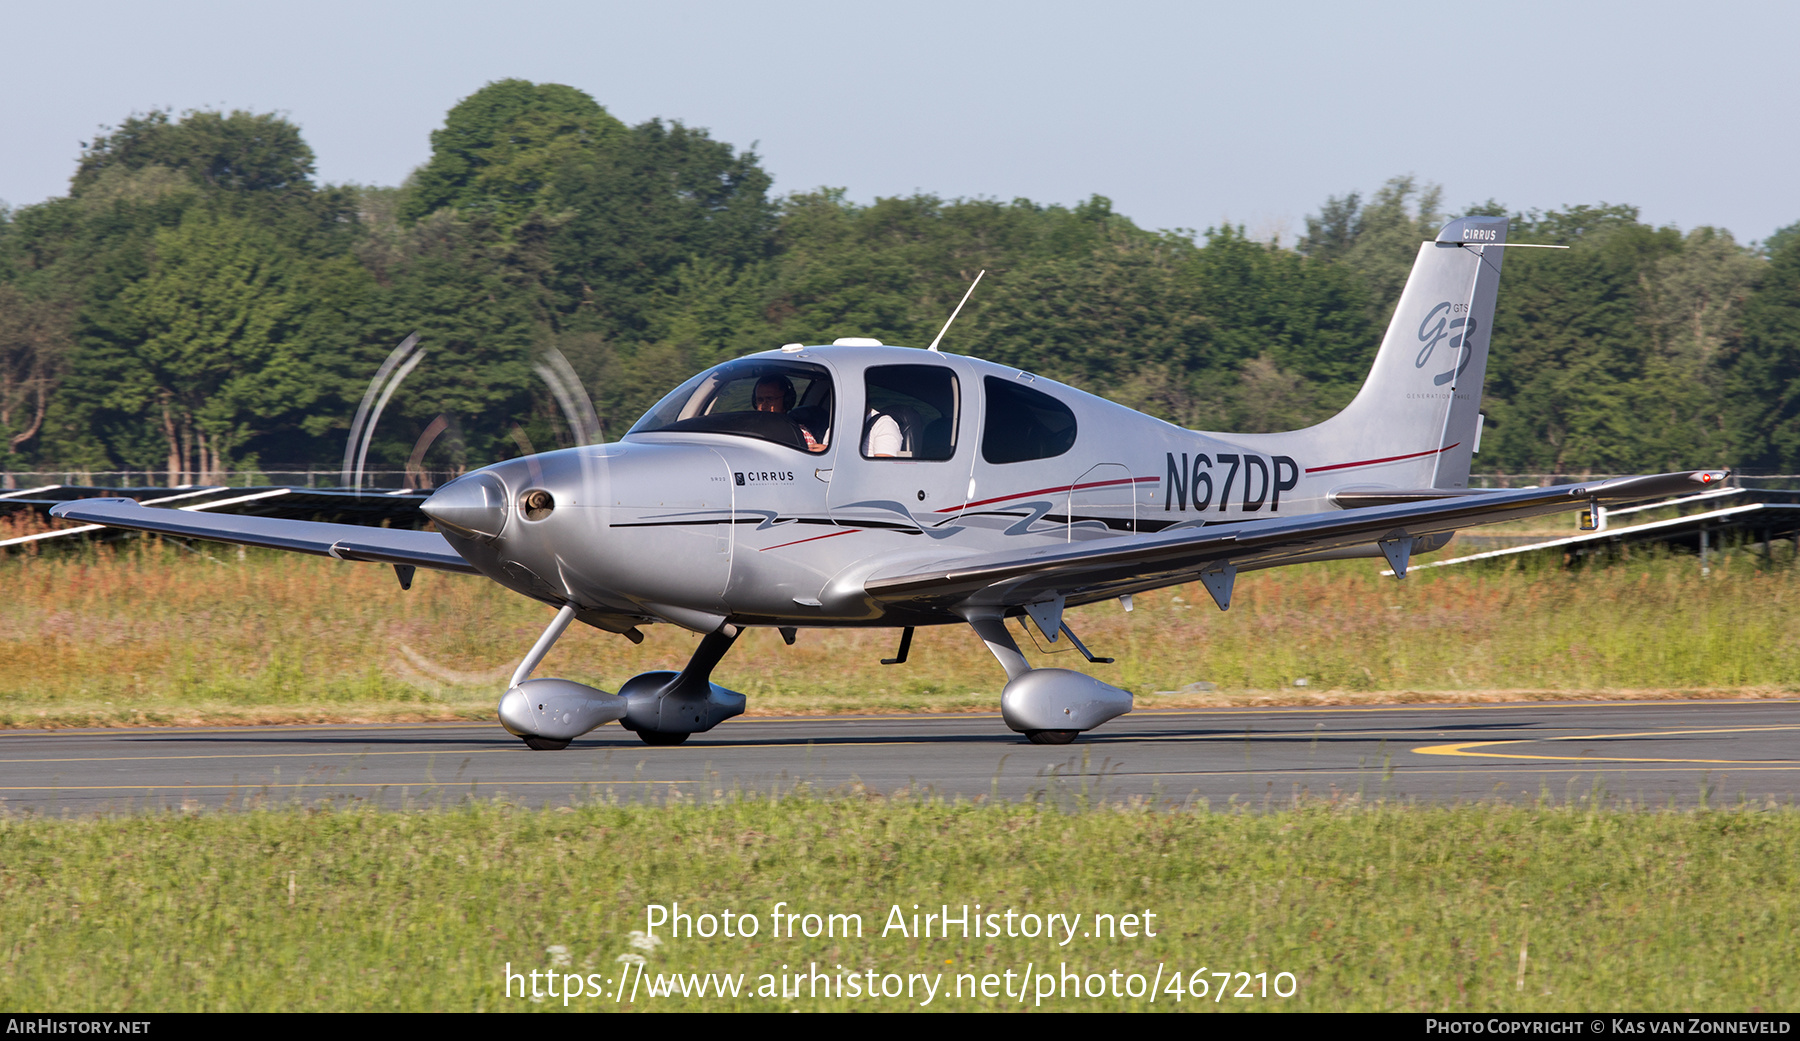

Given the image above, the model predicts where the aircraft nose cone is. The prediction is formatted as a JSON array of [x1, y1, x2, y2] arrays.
[[421, 471, 510, 542]]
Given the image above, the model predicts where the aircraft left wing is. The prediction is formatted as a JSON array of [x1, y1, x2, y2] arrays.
[[46, 498, 477, 574], [865, 470, 1726, 610]]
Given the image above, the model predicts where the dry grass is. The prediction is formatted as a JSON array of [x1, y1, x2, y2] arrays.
[[0, 535, 1795, 728]]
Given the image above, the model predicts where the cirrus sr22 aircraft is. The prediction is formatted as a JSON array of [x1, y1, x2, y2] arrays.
[[54, 216, 1726, 748]]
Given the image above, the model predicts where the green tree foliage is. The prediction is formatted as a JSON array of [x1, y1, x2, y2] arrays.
[[62, 212, 315, 480], [1475, 208, 1772, 475], [972, 231, 1215, 422], [1481, 206, 1679, 474], [6, 88, 1800, 483], [0, 282, 73, 465], [392, 81, 777, 449], [73, 110, 317, 195], [1300, 175, 1443, 325], [1179, 225, 1376, 426], [1634, 227, 1761, 467], [355, 210, 539, 470], [764, 192, 1120, 345], [401, 79, 625, 228], [1727, 235, 1800, 469], [21, 111, 373, 475], [1765, 220, 1800, 258], [546, 116, 776, 341]]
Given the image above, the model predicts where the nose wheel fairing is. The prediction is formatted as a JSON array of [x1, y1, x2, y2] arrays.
[[498, 677, 627, 743]]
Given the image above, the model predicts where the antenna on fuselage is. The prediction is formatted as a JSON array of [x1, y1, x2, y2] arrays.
[[927, 269, 986, 353]]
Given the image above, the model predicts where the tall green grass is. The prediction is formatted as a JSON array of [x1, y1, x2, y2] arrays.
[[1, 797, 1795, 1011], [0, 537, 1795, 727]]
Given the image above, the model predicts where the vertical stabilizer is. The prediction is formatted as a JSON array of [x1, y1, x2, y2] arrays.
[[1272, 215, 1508, 490]]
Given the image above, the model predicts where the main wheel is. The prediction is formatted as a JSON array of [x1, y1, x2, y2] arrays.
[[1025, 729, 1078, 745], [521, 735, 571, 751], [638, 730, 690, 746]]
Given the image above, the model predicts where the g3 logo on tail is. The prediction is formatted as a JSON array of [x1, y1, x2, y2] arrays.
[[1416, 301, 1477, 387]]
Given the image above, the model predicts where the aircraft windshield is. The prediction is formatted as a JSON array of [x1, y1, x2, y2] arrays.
[[629, 359, 834, 453]]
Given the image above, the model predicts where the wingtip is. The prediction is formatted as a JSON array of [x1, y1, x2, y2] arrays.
[[48, 497, 133, 520]]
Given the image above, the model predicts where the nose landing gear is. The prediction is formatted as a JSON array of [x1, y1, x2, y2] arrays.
[[496, 606, 628, 750], [498, 607, 746, 749]]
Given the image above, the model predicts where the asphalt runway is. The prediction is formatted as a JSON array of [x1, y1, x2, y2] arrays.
[[1, 700, 1796, 813]]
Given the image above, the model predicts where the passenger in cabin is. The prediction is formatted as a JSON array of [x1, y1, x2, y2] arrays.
[[864, 410, 903, 457]]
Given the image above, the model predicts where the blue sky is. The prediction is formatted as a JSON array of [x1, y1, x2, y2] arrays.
[[4, 0, 1794, 244]]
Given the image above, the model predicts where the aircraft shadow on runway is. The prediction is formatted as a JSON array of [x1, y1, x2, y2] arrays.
[[105, 716, 1588, 752]]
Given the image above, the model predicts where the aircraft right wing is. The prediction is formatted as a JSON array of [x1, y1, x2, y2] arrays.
[[46, 498, 477, 574], [865, 470, 1727, 611]]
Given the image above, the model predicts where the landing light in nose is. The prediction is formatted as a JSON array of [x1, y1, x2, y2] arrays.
[[520, 489, 555, 520], [421, 472, 509, 542]]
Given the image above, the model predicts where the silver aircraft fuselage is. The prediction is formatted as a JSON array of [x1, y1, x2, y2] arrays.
[[426, 343, 1447, 636]]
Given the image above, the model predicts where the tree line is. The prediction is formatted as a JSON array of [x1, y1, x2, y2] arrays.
[[2, 78, 1798, 483]]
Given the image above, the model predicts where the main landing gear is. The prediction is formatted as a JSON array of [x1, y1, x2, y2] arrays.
[[959, 607, 1134, 744], [613, 627, 745, 745], [495, 606, 747, 749]]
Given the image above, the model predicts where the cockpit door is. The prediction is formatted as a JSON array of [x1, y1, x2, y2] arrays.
[[827, 359, 974, 534]]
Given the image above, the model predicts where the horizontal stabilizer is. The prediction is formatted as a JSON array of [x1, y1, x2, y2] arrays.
[[47, 498, 477, 574]]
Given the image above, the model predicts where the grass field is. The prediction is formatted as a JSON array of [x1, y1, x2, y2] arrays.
[[1, 797, 1795, 1012], [0, 533, 1795, 729]]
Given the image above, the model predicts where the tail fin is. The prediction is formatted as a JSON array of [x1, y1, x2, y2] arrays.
[[1264, 215, 1508, 490]]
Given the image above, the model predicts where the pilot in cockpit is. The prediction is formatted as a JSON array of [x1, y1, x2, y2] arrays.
[[753, 375, 827, 452]]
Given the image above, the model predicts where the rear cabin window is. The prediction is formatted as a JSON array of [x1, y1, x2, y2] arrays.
[[981, 376, 1077, 464], [861, 364, 959, 460]]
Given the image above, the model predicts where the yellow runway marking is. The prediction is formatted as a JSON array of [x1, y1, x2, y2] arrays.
[[1110, 728, 1578, 741], [1414, 725, 1800, 764], [1116, 764, 1800, 778]]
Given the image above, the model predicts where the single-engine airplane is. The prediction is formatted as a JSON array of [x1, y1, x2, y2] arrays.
[[52, 216, 1726, 748]]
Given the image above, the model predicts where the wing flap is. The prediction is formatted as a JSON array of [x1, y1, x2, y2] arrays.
[[866, 470, 1726, 607], [47, 498, 478, 574]]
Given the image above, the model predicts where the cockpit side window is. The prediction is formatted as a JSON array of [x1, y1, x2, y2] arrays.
[[862, 364, 959, 461], [629, 359, 834, 453], [981, 376, 1077, 464]]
